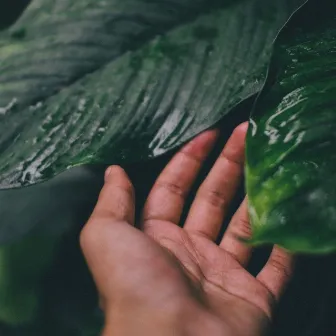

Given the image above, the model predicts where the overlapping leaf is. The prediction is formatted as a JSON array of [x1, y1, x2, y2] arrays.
[[246, 0, 336, 253], [0, 0, 304, 189]]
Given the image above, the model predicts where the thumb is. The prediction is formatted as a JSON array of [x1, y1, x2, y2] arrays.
[[79, 166, 135, 296], [92, 165, 135, 224]]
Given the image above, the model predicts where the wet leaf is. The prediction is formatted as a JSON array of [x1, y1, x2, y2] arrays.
[[246, 0, 336, 253], [0, 0, 303, 189]]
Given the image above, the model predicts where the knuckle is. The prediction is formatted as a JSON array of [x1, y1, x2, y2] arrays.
[[180, 150, 203, 164], [156, 180, 186, 198], [235, 218, 251, 238], [93, 207, 122, 221], [200, 188, 228, 210], [220, 150, 242, 166], [269, 256, 292, 280]]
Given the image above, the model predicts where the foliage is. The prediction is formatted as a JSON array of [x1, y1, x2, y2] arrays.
[[0, 0, 303, 189], [246, 0, 336, 253], [0, 0, 335, 335]]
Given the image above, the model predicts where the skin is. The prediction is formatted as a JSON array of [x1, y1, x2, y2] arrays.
[[80, 123, 295, 336]]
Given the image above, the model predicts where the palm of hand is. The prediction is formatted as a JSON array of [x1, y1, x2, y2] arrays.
[[141, 219, 272, 336], [81, 123, 294, 336]]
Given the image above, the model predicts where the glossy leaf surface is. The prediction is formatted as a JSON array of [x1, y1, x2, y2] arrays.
[[0, 0, 303, 189], [246, 0, 336, 253]]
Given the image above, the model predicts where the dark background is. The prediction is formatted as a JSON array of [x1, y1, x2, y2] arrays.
[[0, 0, 30, 30], [1, 1, 336, 335]]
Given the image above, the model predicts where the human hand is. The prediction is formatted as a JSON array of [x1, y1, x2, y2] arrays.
[[80, 123, 294, 336]]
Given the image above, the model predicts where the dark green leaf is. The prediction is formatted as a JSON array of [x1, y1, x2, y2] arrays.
[[246, 0, 336, 253], [0, 0, 304, 189]]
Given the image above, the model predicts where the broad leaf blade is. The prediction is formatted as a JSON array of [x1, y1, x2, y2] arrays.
[[0, 0, 233, 110], [246, 0, 336, 253], [0, 0, 304, 189]]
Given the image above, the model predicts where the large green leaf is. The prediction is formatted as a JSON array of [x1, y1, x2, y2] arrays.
[[246, 0, 336, 253], [0, 0, 304, 189]]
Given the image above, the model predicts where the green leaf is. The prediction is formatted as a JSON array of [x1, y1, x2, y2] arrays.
[[0, 0, 304, 189], [246, 0, 336, 253]]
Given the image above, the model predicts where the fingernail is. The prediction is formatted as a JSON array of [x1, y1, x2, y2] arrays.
[[105, 166, 113, 181]]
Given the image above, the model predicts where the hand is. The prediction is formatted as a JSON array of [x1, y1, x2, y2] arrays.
[[80, 123, 294, 336]]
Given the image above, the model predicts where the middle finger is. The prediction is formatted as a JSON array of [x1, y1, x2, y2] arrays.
[[184, 122, 248, 240], [141, 129, 219, 227]]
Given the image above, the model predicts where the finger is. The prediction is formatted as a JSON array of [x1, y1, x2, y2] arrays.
[[91, 165, 135, 225], [183, 122, 248, 240], [257, 246, 295, 302], [220, 198, 252, 266], [80, 166, 136, 288], [142, 129, 219, 227]]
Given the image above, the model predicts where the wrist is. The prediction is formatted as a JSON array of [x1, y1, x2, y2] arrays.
[[103, 299, 225, 336], [103, 298, 188, 336]]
